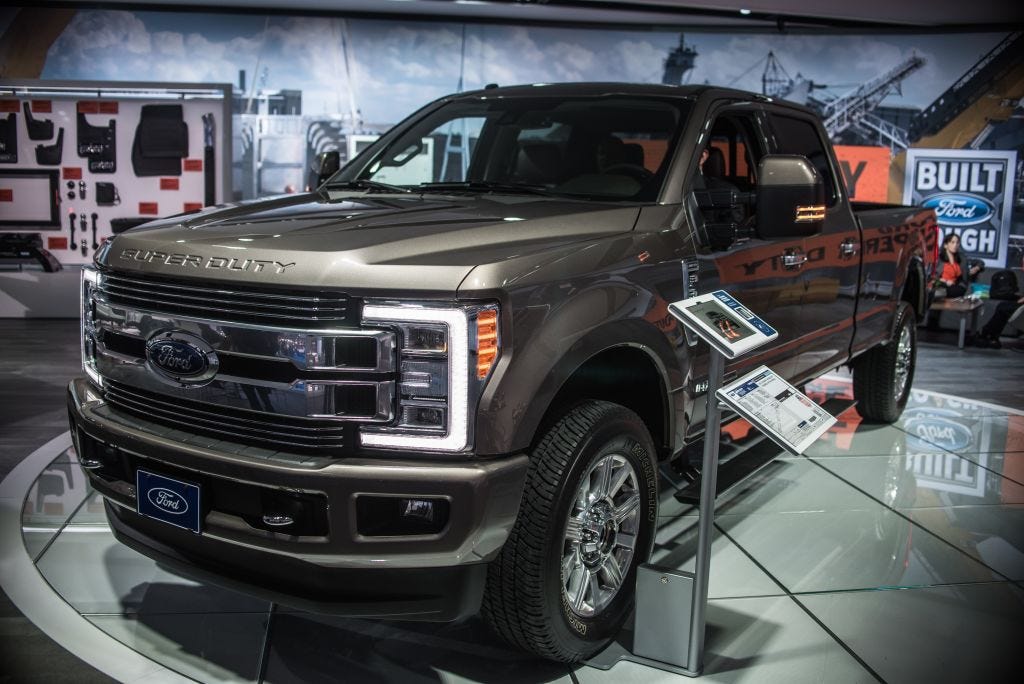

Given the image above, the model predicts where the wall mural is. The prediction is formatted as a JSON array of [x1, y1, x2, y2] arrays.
[[33, 10, 1024, 266]]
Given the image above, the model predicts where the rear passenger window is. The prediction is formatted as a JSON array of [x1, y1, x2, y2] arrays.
[[770, 114, 838, 206]]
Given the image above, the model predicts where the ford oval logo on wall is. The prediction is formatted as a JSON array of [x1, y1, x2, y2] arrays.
[[922, 193, 995, 226], [145, 331, 218, 386]]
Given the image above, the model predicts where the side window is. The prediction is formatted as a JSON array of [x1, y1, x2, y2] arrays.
[[690, 112, 765, 233], [769, 114, 838, 206]]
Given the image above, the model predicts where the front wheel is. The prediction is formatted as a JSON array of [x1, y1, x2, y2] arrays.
[[481, 401, 658, 662], [853, 301, 916, 422]]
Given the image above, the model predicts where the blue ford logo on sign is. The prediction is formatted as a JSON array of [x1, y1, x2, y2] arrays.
[[145, 331, 218, 385], [922, 193, 995, 226], [147, 487, 189, 515]]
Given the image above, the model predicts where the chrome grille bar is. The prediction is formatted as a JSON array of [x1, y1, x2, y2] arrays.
[[104, 380, 348, 451], [99, 271, 359, 328]]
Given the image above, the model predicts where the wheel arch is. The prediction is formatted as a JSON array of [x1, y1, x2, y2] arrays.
[[899, 256, 928, 323], [494, 319, 680, 460]]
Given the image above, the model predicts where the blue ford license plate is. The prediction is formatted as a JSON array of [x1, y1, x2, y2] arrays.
[[136, 469, 201, 534]]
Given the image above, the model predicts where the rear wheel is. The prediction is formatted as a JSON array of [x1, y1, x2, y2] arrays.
[[481, 401, 658, 662], [854, 301, 916, 422]]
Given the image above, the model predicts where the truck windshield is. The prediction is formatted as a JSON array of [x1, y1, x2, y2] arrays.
[[332, 95, 691, 203]]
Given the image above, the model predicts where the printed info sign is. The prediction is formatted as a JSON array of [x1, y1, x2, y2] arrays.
[[903, 149, 1017, 267]]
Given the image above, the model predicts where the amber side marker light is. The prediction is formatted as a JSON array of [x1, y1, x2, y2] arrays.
[[477, 310, 499, 379], [795, 205, 826, 222]]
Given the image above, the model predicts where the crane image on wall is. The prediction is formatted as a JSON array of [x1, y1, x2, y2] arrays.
[[663, 34, 698, 86]]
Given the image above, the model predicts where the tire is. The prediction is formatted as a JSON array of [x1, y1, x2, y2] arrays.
[[481, 401, 659, 662], [854, 301, 916, 423]]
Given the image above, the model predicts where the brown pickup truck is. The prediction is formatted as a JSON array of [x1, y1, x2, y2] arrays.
[[70, 83, 937, 662]]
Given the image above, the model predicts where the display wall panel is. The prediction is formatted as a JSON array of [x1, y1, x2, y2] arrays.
[[0, 81, 231, 266]]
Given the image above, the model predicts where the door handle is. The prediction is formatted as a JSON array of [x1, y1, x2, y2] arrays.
[[840, 239, 858, 256], [781, 251, 807, 269]]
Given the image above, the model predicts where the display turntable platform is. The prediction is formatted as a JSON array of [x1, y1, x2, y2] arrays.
[[3, 375, 1022, 683]]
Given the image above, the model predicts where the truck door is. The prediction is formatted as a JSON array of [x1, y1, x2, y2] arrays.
[[767, 112, 860, 382], [684, 105, 806, 435]]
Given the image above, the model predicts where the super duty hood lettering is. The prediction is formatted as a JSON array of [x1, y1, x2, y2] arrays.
[[119, 248, 295, 274]]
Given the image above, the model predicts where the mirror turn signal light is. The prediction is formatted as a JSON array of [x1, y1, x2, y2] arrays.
[[476, 309, 498, 379]]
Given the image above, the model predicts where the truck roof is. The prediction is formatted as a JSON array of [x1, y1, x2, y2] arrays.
[[455, 82, 763, 101], [452, 82, 816, 117]]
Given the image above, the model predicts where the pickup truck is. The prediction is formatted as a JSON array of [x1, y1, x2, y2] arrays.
[[69, 83, 937, 662]]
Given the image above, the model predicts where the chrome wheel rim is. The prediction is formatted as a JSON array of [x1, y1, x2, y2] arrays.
[[561, 453, 640, 619], [893, 323, 913, 401]]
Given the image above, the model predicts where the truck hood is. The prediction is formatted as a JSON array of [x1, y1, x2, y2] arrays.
[[100, 192, 640, 293]]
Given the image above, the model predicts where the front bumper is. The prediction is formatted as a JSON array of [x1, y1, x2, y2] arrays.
[[68, 377, 529, 620]]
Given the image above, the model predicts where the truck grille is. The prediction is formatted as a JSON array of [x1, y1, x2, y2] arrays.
[[103, 380, 350, 452], [99, 271, 359, 328]]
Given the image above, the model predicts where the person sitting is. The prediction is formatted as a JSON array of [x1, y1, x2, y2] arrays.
[[926, 233, 983, 330], [936, 233, 981, 298]]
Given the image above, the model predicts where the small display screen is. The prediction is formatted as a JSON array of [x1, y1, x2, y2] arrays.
[[685, 300, 754, 344]]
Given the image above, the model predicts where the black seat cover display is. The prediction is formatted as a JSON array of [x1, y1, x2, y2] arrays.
[[132, 104, 189, 176]]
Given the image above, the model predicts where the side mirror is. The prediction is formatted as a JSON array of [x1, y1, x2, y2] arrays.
[[755, 155, 825, 239], [312, 150, 340, 186]]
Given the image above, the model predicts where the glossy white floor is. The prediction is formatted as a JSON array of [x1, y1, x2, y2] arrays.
[[2, 375, 1022, 684]]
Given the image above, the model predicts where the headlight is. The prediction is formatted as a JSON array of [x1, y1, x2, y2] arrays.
[[81, 267, 103, 388], [360, 302, 500, 452]]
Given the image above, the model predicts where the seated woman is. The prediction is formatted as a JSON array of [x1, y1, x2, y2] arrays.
[[927, 233, 983, 330], [936, 233, 981, 298]]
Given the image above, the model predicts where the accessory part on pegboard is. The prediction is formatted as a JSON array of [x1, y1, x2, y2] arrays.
[[68, 208, 76, 242], [77, 111, 116, 173], [78, 180, 86, 200], [91, 213, 99, 250], [35, 128, 64, 165], [203, 113, 215, 206], [110, 217, 151, 234], [0, 233, 62, 272], [66, 179, 76, 200], [0, 113, 17, 163], [80, 238, 88, 257], [132, 104, 188, 176], [96, 181, 120, 206], [24, 102, 54, 140]]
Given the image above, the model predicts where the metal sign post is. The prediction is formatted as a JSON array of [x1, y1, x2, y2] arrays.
[[587, 290, 778, 677]]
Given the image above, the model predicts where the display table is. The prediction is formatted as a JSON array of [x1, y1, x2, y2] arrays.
[[929, 298, 984, 349]]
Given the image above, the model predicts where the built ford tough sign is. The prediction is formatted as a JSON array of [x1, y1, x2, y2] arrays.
[[69, 83, 937, 663]]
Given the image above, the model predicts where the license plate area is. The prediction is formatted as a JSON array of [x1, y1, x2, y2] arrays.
[[136, 468, 201, 534]]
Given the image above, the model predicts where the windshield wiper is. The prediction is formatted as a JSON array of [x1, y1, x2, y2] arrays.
[[417, 181, 555, 196], [323, 179, 412, 194]]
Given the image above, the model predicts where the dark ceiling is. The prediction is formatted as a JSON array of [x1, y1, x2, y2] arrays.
[[56, 0, 1024, 31]]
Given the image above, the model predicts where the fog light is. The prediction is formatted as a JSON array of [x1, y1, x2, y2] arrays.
[[402, 498, 435, 522], [400, 404, 446, 429], [355, 495, 450, 536]]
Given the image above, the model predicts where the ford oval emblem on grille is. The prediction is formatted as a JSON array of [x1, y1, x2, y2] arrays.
[[922, 193, 995, 226], [145, 331, 219, 386], [147, 487, 189, 515]]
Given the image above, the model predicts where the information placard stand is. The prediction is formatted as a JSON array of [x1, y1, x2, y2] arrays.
[[587, 291, 783, 676]]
